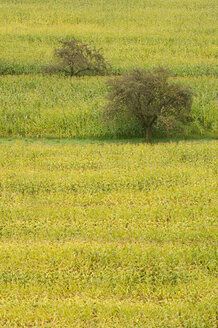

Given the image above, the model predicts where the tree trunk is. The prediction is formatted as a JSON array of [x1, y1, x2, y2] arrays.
[[146, 126, 152, 142], [70, 66, 74, 76]]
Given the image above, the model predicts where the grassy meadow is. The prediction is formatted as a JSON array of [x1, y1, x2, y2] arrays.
[[0, 0, 217, 327], [0, 140, 217, 327]]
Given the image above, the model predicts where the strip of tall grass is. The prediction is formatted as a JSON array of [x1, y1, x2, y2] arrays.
[[0, 75, 217, 138]]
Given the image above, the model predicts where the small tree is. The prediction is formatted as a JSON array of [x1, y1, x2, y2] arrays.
[[103, 68, 193, 141], [51, 38, 109, 76]]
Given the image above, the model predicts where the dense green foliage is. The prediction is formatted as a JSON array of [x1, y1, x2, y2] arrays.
[[104, 68, 193, 140], [0, 140, 217, 327]]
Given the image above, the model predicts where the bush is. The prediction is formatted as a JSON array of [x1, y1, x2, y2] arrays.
[[103, 68, 193, 141], [46, 38, 110, 76]]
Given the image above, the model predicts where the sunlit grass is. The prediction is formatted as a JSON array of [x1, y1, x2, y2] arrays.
[[0, 140, 217, 327]]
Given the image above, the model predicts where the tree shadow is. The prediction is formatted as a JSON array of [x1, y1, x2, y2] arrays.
[[0, 135, 216, 146]]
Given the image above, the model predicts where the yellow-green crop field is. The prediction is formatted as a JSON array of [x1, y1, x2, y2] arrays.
[[0, 140, 217, 327], [0, 0, 217, 327]]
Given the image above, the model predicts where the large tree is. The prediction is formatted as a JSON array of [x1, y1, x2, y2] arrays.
[[104, 68, 193, 141]]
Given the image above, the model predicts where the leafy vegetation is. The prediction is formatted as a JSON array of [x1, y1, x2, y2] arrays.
[[45, 38, 109, 76], [104, 68, 193, 140], [0, 140, 217, 327]]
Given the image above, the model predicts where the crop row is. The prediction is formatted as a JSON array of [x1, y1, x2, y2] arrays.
[[0, 75, 217, 138]]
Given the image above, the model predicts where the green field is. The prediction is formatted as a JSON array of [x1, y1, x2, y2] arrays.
[[0, 140, 217, 327], [0, 0, 217, 138], [0, 0, 217, 75], [0, 0, 217, 326], [0, 75, 217, 139]]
